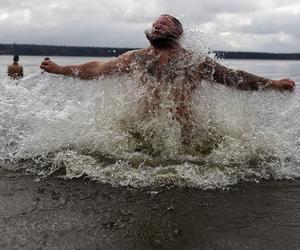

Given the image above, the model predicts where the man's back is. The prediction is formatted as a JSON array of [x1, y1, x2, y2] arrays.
[[8, 63, 23, 80]]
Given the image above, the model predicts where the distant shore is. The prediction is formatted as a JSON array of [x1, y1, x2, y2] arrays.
[[1, 43, 300, 60]]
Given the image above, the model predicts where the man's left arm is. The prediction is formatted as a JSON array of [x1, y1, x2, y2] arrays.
[[20, 66, 24, 77], [201, 58, 295, 91]]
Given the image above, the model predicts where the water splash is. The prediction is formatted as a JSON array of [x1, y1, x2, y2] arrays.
[[0, 64, 299, 189], [182, 24, 218, 58]]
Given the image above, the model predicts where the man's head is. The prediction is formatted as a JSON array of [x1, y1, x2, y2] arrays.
[[13, 55, 19, 62], [145, 14, 183, 49]]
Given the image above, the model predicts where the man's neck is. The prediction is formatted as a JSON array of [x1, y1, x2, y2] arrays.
[[150, 39, 181, 49], [150, 43, 181, 52]]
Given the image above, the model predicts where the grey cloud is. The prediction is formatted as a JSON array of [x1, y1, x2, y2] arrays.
[[236, 12, 300, 36], [0, 0, 299, 52]]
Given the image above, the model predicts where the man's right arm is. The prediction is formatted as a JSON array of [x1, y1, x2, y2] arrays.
[[20, 65, 24, 77], [40, 60, 104, 79], [40, 51, 136, 79]]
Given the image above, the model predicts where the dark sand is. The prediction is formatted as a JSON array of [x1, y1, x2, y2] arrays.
[[0, 169, 300, 250]]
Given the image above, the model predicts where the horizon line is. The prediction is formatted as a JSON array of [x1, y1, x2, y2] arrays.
[[1, 43, 300, 55]]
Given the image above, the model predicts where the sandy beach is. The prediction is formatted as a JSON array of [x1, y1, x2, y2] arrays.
[[1, 169, 299, 250]]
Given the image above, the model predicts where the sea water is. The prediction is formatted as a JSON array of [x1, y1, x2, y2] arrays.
[[0, 55, 299, 189]]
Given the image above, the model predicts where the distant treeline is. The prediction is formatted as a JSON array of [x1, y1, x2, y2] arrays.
[[1, 43, 300, 60], [214, 51, 300, 60], [0, 44, 137, 57]]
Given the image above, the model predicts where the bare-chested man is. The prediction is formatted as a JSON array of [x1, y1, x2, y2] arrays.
[[40, 14, 295, 145], [8, 55, 24, 80]]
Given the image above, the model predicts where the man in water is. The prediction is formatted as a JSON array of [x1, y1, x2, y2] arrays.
[[40, 14, 295, 145], [8, 55, 24, 79], [40, 14, 295, 90]]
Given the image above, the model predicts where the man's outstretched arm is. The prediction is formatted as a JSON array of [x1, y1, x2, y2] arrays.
[[200, 58, 295, 91], [40, 51, 135, 79]]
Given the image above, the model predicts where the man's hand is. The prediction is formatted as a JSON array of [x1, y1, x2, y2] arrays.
[[269, 78, 295, 92], [40, 58, 62, 74]]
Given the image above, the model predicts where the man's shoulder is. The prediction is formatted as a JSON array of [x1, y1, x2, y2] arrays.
[[121, 48, 149, 57], [8, 63, 22, 67], [7, 64, 16, 70], [117, 48, 150, 63]]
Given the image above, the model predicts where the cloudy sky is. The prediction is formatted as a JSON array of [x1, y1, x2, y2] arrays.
[[0, 0, 299, 52]]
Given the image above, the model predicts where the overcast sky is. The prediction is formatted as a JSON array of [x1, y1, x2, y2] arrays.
[[0, 0, 299, 52]]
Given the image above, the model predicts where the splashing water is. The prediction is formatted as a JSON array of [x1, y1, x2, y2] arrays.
[[0, 54, 299, 190], [182, 24, 217, 57]]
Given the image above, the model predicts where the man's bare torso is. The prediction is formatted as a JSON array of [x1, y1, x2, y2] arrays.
[[123, 47, 203, 144], [129, 47, 201, 121]]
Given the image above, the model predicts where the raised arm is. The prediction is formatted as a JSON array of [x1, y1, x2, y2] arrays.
[[200, 58, 295, 91], [40, 51, 136, 79]]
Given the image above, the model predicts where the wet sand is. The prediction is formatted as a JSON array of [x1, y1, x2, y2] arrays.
[[0, 169, 300, 250]]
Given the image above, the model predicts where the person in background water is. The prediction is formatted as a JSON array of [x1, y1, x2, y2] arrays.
[[8, 55, 24, 80], [40, 14, 295, 145]]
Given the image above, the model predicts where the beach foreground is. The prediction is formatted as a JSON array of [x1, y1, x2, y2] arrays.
[[1, 169, 299, 250]]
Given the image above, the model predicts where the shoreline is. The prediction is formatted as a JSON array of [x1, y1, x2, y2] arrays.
[[1, 169, 300, 249]]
